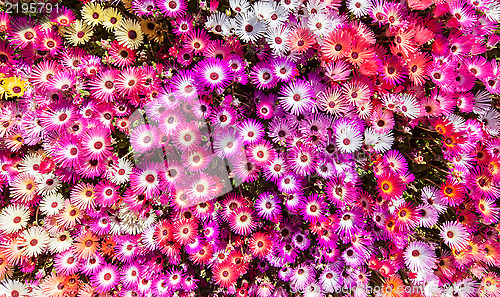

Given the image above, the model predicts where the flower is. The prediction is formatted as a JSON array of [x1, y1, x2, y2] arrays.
[[212, 262, 238, 288], [321, 29, 352, 61], [377, 171, 405, 201], [0, 204, 30, 234], [279, 79, 315, 115], [91, 264, 119, 293], [64, 19, 93, 46], [248, 232, 273, 258], [440, 221, 470, 251], [404, 241, 436, 272], [229, 206, 257, 236], [195, 57, 232, 91], [114, 19, 144, 49]]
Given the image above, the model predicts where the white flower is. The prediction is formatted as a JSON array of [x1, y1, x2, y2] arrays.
[[404, 241, 436, 272], [0, 204, 30, 234]]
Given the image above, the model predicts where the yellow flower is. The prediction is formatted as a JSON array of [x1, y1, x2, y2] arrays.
[[82, 2, 104, 27], [114, 19, 143, 50], [102, 8, 123, 32], [63, 20, 94, 46], [3, 76, 26, 98]]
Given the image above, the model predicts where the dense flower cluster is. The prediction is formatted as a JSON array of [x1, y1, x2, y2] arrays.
[[0, 0, 499, 296]]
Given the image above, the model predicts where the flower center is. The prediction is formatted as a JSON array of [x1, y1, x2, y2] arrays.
[[128, 31, 137, 40]]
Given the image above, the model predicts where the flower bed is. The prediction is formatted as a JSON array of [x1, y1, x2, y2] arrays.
[[0, 0, 499, 296]]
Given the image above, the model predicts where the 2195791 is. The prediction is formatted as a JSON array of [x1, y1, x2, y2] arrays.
[[3, 0, 60, 14]]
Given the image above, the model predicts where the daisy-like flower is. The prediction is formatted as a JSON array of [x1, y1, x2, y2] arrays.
[[249, 232, 273, 258], [10, 173, 37, 205], [195, 58, 232, 91], [334, 119, 364, 153], [237, 118, 264, 145], [131, 0, 156, 16], [440, 179, 465, 207], [39, 193, 64, 216], [272, 57, 298, 82], [290, 264, 315, 290], [70, 183, 96, 211], [398, 94, 421, 119], [101, 7, 123, 31], [81, 2, 104, 27], [35, 29, 62, 56], [173, 219, 198, 245], [51, 7, 76, 27], [88, 69, 119, 102], [109, 157, 133, 185], [186, 173, 217, 203], [114, 19, 143, 50], [322, 29, 352, 61], [288, 145, 318, 176], [109, 41, 136, 68], [172, 122, 201, 152], [266, 25, 290, 56], [250, 61, 277, 90], [301, 193, 327, 224], [115, 67, 145, 96], [348, 0, 373, 17], [30, 60, 61, 92], [235, 13, 265, 43], [325, 59, 352, 82], [80, 127, 112, 161], [383, 150, 408, 174], [287, 28, 316, 54], [407, 52, 430, 86], [212, 262, 238, 288], [63, 19, 93, 46], [377, 171, 405, 201], [477, 197, 500, 225], [370, 109, 395, 135], [56, 199, 83, 229], [9, 17, 38, 48], [3, 76, 26, 98], [74, 231, 99, 260], [157, 0, 187, 17], [181, 148, 211, 172], [318, 87, 351, 116], [129, 124, 159, 154], [229, 206, 257, 236], [418, 204, 439, 228], [379, 55, 408, 86], [0, 280, 29, 297], [0, 204, 30, 234], [279, 80, 315, 115], [440, 221, 470, 251], [48, 231, 73, 254], [254, 192, 281, 221], [394, 201, 420, 231], [130, 163, 163, 199], [247, 140, 275, 166], [19, 226, 50, 257], [466, 167, 500, 199], [185, 28, 210, 54], [91, 264, 119, 293]]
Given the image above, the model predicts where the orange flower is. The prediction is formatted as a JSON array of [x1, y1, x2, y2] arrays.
[[40, 273, 68, 297], [288, 28, 316, 54], [321, 29, 352, 61], [74, 232, 99, 260], [382, 275, 406, 297]]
